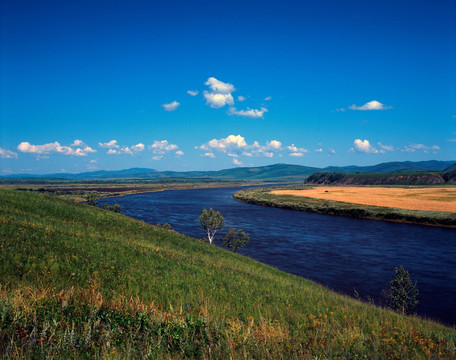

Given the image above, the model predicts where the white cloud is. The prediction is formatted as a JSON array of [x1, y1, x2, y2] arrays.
[[175, 150, 184, 157], [198, 135, 282, 160], [0, 147, 18, 159], [203, 92, 234, 108], [287, 144, 308, 157], [202, 152, 216, 158], [162, 101, 180, 111], [314, 148, 323, 153], [264, 96, 272, 101], [131, 143, 145, 152], [228, 107, 268, 119], [71, 139, 84, 147], [105, 142, 144, 155], [149, 140, 179, 154], [378, 143, 394, 152], [99, 140, 119, 149], [187, 90, 198, 96], [233, 158, 243, 166], [348, 100, 392, 111], [352, 139, 380, 154], [203, 135, 247, 152], [328, 148, 337, 155], [402, 144, 440, 153], [205, 77, 235, 94], [203, 77, 236, 108], [267, 140, 282, 150], [152, 155, 163, 160], [90, 159, 98, 164], [237, 95, 246, 102], [18, 141, 96, 157]]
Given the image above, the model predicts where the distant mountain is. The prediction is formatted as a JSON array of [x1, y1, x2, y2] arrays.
[[2, 161, 455, 181]]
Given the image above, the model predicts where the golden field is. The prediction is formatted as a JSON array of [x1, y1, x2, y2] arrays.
[[271, 186, 456, 212]]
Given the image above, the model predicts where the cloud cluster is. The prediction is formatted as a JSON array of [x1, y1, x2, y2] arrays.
[[187, 90, 198, 96], [0, 147, 18, 159], [287, 144, 309, 157], [17, 140, 96, 157], [198, 135, 284, 165], [99, 140, 145, 155], [350, 139, 395, 154], [402, 144, 440, 154], [149, 140, 182, 160]]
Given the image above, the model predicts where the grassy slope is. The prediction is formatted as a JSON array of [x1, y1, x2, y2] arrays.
[[1, 189, 455, 359], [233, 186, 456, 228]]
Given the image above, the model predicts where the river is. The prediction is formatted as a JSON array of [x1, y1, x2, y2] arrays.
[[100, 186, 456, 326]]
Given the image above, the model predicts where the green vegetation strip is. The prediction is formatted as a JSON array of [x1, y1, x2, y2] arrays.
[[1, 189, 455, 359], [233, 186, 456, 228]]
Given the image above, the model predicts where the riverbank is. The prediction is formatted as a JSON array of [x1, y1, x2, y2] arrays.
[[233, 186, 456, 228], [1, 180, 268, 202]]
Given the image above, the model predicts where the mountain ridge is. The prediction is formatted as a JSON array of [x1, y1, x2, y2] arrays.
[[2, 160, 455, 181]]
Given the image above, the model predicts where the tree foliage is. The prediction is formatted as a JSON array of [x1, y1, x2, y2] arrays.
[[388, 266, 419, 315], [199, 208, 225, 244], [102, 203, 122, 213], [222, 229, 250, 252], [86, 193, 99, 206]]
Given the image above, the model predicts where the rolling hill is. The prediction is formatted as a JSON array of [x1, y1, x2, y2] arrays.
[[1, 160, 455, 181], [1, 189, 455, 358]]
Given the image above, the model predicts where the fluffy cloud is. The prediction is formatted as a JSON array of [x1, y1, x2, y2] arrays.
[[149, 140, 179, 154], [233, 158, 243, 166], [105, 142, 145, 155], [204, 92, 234, 108], [198, 135, 282, 160], [18, 141, 96, 157], [175, 150, 184, 157], [287, 144, 309, 157], [99, 140, 119, 149], [237, 95, 246, 102], [348, 100, 392, 111], [202, 152, 216, 158], [378, 143, 394, 152], [314, 148, 323, 153], [228, 107, 268, 119], [205, 77, 235, 94], [328, 148, 337, 155], [187, 90, 198, 96], [0, 147, 18, 159], [203, 77, 236, 108], [352, 139, 380, 154], [162, 101, 180, 111]]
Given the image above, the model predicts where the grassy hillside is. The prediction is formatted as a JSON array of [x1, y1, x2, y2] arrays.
[[1, 189, 455, 359]]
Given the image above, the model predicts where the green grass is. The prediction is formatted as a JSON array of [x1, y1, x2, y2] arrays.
[[1, 189, 455, 359], [233, 186, 456, 228]]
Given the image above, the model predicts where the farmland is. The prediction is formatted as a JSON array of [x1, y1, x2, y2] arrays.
[[271, 186, 456, 212]]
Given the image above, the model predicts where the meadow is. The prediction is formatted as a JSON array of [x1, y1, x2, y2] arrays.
[[234, 186, 456, 228], [1, 188, 455, 359]]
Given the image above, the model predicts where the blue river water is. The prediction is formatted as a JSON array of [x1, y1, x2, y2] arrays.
[[100, 186, 456, 326]]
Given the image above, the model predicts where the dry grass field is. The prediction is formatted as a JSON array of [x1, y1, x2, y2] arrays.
[[271, 186, 456, 212]]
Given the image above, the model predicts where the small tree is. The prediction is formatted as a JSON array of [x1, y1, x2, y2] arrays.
[[102, 203, 122, 213], [199, 208, 225, 244], [388, 266, 419, 315], [222, 229, 250, 252]]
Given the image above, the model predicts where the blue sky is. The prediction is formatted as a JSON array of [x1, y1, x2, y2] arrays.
[[1, 0, 455, 174]]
